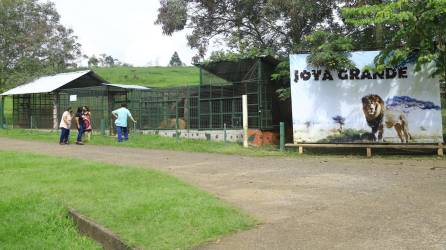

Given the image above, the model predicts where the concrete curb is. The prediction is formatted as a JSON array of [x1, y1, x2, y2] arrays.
[[68, 209, 134, 250]]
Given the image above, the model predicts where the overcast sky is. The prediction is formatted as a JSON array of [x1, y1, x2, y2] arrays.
[[50, 0, 197, 66]]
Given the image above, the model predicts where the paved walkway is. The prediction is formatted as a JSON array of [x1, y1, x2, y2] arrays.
[[1, 137, 446, 249]]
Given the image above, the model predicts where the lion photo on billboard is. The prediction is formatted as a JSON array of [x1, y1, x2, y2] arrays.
[[361, 94, 412, 143]]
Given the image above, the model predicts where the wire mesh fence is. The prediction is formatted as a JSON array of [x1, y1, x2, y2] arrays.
[[7, 80, 277, 132], [3, 57, 283, 135]]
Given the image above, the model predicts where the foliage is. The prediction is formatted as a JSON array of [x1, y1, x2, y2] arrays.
[[205, 48, 275, 63], [0, 0, 81, 91], [305, 30, 355, 70], [155, 0, 339, 59], [0, 151, 255, 249], [317, 128, 371, 143], [94, 66, 199, 88], [342, 0, 446, 75], [271, 61, 291, 101], [168, 51, 184, 66]]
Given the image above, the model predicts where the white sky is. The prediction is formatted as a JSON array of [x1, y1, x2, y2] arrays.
[[50, 0, 197, 66]]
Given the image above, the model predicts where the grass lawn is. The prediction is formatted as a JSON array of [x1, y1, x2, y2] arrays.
[[94, 66, 200, 88], [0, 128, 293, 157], [0, 151, 255, 249]]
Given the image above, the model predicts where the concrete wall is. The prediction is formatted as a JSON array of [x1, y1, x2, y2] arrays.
[[141, 129, 244, 143]]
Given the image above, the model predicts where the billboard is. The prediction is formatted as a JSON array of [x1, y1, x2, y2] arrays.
[[290, 51, 443, 144]]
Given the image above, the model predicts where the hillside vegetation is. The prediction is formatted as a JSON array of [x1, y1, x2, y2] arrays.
[[94, 66, 200, 88]]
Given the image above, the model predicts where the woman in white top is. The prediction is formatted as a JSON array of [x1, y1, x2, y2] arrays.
[[59, 107, 73, 145]]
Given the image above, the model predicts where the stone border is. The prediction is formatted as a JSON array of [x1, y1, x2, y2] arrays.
[[68, 209, 134, 250]]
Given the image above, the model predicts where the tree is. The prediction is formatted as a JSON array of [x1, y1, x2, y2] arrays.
[[342, 0, 446, 76], [156, 0, 339, 59], [88, 56, 99, 67], [168, 51, 184, 66], [332, 115, 346, 132], [305, 30, 355, 70], [276, 0, 446, 100], [0, 0, 81, 91], [104, 56, 115, 67], [96, 54, 119, 67]]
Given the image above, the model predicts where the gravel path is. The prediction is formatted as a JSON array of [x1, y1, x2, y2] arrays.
[[2, 137, 446, 249]]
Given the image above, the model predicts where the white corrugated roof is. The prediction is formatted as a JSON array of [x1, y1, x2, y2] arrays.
[[105, 83, 150, 90], [1, 70, 92, 96]]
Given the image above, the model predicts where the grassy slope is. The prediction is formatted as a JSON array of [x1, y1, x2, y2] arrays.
[[0, 194, 101, 250], [94, 66, 200, 88], [3, 96, 12, 126], [0, 151, 255, 249], [0, 129, 292, 157]]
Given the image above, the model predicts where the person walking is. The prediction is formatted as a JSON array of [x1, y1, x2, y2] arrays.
[[83, 106, 92, 142], [59, 107, 73, 145], [112, 103, 136, 142], [75, 107, 85, 145]]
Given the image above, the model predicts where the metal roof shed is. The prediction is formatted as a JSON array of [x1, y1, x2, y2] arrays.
[[1, 70, 108, 96], [0, 70, 147, 130]]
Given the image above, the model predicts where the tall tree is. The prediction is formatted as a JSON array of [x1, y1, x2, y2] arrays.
[[168, 51, 184, 66], [156, 0, 339, 59], [0, 0, 81, 91]]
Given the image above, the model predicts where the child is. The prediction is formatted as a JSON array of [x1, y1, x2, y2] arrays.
[[83, 106, 92, 142], [75, 107, 84, 145], [59, 107, 72, 145]]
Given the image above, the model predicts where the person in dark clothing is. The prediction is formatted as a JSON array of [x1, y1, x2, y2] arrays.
[[75, 107, 85, 145]]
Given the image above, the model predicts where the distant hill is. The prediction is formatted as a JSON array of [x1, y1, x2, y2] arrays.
[[94, 66, 200, 88]]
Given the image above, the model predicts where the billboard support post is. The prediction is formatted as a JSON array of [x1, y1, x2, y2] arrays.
[[438, 143, 444, 157], [224, 123, 227, 144], [279, 122, 285, 151], [242, 95, 248, 148]]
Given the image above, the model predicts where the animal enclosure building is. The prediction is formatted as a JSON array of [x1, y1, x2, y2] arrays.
[[1, 56, 286, 144]]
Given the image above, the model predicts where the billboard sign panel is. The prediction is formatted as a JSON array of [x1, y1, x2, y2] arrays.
[[290, 51, 443, 144]]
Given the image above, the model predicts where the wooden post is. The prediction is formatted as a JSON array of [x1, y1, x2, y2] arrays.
[[0, 96, 4, 129], [175, 102, 179, 143], [366, 147, 372, 158], [242, 94, 248, 148], [108, 90, 113, 136], [437, 143, 444, 157], [298, 146, 303, 154], [52, 92, 59, 130]]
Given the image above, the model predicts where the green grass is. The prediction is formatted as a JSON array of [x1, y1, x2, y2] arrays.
[[0, 194, 101, 249], [0, 151, 255, 249], [2, 96, 12, 127], [0, 128, 293, 157], [94, 66, 200, 88]]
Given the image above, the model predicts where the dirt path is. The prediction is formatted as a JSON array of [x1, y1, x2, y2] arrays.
[[1, 137, 446, 249]]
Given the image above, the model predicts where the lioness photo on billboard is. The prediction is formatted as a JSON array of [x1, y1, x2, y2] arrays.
[[361, 94, 411, 143]]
